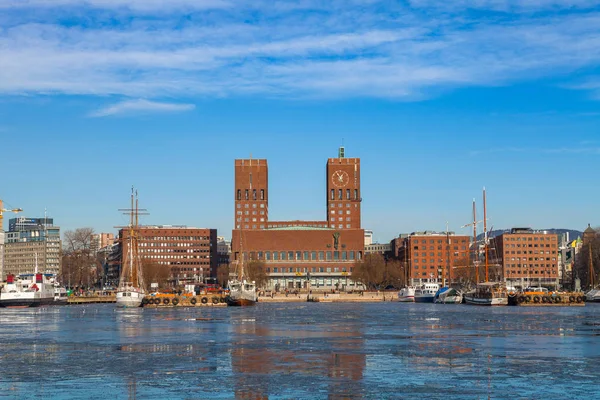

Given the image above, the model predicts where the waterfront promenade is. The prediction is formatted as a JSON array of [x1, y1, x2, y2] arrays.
[[65, 290, 397, 305]]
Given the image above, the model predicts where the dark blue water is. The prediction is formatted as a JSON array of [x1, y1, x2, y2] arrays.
[[1, 303, 599, 399]]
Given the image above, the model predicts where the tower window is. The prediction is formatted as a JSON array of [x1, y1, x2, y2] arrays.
[[260, 189, 265, 200], [237, 190, 241, 200], [245, 189, 249, 200], [346, 189, 350, 200], [331, 189, 335, 200], [253, 189, 257, 200], [354, 189, 358, 200], [338, 189, 342, 200]]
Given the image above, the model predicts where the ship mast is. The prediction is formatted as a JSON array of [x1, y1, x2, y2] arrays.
[[446, 221, 451, 287], [483, 187, 488, 282], [473, 199, 479, 284], [589, 241, 595, 289]]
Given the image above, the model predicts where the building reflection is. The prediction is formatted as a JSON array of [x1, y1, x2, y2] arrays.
[[230, 323, 366, 399]]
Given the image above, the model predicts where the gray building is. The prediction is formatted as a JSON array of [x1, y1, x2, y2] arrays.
[[3, 216, 61, 278]]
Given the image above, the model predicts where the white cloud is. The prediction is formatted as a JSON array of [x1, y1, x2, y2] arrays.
[[0, 0, 231, 11], [89, 99, 195, 117], [1, 1, 600, 99]]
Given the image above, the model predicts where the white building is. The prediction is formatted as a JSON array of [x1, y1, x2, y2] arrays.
[[364, 230, 373, 246]]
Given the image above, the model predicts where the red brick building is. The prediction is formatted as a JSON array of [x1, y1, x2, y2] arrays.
[[490, 227, 558, 288], [232, 148, 365, 291], [120, 226, 218, 286], [395, 232, 470, 286]]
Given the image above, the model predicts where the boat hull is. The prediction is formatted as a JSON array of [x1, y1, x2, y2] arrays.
[[115, 291, 144, 308], [464, 295, 507, 306], [398, 296, 415, 302], [226, 298, 257, 307], [0, 297, 55, 308], [414, 295, 435, 303]]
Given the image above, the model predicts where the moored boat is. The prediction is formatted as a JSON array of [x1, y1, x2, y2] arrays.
[[398, 286, 415, 302], [414, 283, 439, 303], [434, 287, 463, 304], [585, 288, 600, 303], [115, 188, 146, 309], [0, 273, 56, 308], [464, 282, 508, 306]]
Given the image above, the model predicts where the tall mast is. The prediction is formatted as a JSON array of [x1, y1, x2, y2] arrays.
[[590, 241, 595, 289], [446, 221, 451, 286], [472, 199, 478, 284], [483, 187, 488, 282]]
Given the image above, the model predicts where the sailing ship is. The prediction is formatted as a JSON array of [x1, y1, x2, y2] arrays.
[[226, 216, 257, 307], [463, 188, 508, 306], [115, 189, 146, 308]]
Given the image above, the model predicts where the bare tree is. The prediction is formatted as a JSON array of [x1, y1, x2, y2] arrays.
[[574, 229, 600, 290], [246, 260, 268, 288], [217, 264, 230, 288], [61, 228, 99, 289], [141, 259, 170, 290], [353, 253, 402, 290]]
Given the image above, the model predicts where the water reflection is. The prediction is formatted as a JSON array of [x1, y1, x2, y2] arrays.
[[0, 303, 599, 399], [229, 311, 366, 399]]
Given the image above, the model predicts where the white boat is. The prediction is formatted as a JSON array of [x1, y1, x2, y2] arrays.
[[0, 273, 56, 308], [585, 288, 600, 302], [226, 209, 257, 307], [53, 285, 69, 305], [464, 282, 508, 306], [116, 189, 146, 308], [414, 283, 439, 303], [434, 287, 463, 304], [398, 287, 415, 302]]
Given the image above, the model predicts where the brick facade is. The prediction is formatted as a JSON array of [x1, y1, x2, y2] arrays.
[[232, 148, 365, 291], [490, 228, 558, 287], [121, 227, 218, 286]]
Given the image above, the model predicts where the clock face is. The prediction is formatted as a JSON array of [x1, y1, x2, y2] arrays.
[[332, 170, 349, 187]]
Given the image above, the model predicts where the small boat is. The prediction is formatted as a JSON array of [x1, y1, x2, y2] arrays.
[[414, 283, 439, 303], [464, 282, 508, 306], [398, 286, 416, 302], [585, 287, 600, 302], [53, 285, 69, 305], [434, 287, 463, 304]]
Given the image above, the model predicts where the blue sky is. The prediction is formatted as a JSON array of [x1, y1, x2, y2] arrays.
[[1, 0, 599, 242]]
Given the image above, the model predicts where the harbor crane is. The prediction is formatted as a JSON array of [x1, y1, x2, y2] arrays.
[[0, 199, 23, 231]]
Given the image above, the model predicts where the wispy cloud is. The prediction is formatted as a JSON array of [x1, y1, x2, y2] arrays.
[[89, 99, 195, 117], [470, 146, 600, 156], [1, 1, 600, 99]]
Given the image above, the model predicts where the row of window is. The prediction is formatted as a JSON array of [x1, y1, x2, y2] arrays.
[[237, 210, 266, 215], [414, 250, 466, 256], [506, 257, 557, 261], [141, 236, 212, 241], [140, 242, 211, 247], [240, 250, 363, 261], [505, 263, 556, 268], [506, 271, 556, 275], [330, 189, 359, 200], [413, 239, 468, 244], [505, 243, 554, 248], [505, 236, 556, 241], [237, 203, 266, 209], [267, 266, 352, 273], [237, 189, 266, 201], [505, 250, 556, 255]]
